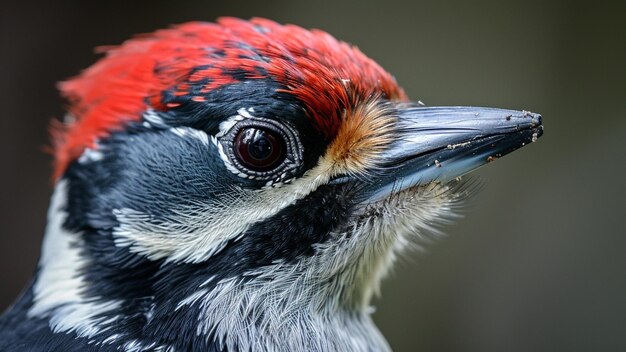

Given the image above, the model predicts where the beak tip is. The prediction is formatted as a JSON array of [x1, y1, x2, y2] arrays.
[[530, 112, 542, 127]]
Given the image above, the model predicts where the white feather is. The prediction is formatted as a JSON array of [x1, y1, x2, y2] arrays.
[[172, 183, 459, 352], [28, 180, 122, 339]]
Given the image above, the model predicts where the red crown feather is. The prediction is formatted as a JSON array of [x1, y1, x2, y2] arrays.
[[53, 17, 406, 179]]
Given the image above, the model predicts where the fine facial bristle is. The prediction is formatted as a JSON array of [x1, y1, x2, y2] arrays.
[[53, 17, 406, 180]]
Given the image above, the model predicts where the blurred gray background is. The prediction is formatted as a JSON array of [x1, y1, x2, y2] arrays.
[[1, 1, 624, 351]]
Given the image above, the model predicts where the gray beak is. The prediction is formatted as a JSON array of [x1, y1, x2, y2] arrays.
[[364, 105, 543, 201]]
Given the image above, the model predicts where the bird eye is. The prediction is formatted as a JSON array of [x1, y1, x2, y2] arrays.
[[234, 127, 285, 171], [218, 117, 303, 183]]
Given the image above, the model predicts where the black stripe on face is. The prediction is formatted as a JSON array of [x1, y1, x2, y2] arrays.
[[212, 182, 357, 266], [140, 181, 360, 345], [152, 180, 360, 289]]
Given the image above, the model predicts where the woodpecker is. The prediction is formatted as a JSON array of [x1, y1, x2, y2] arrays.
[[0, 18, 542, 351]]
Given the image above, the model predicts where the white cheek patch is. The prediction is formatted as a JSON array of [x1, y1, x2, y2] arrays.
[[112, 158, 335, 264], [28, 180, 122, 338]]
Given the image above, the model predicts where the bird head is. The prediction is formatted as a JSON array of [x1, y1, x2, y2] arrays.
[[19, 18, 542, 351]]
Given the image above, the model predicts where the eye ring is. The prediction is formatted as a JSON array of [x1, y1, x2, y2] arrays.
[[218, 117, 303, 182]]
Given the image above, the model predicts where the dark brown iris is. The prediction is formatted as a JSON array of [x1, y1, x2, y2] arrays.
[[234, 127, 285, 171]]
